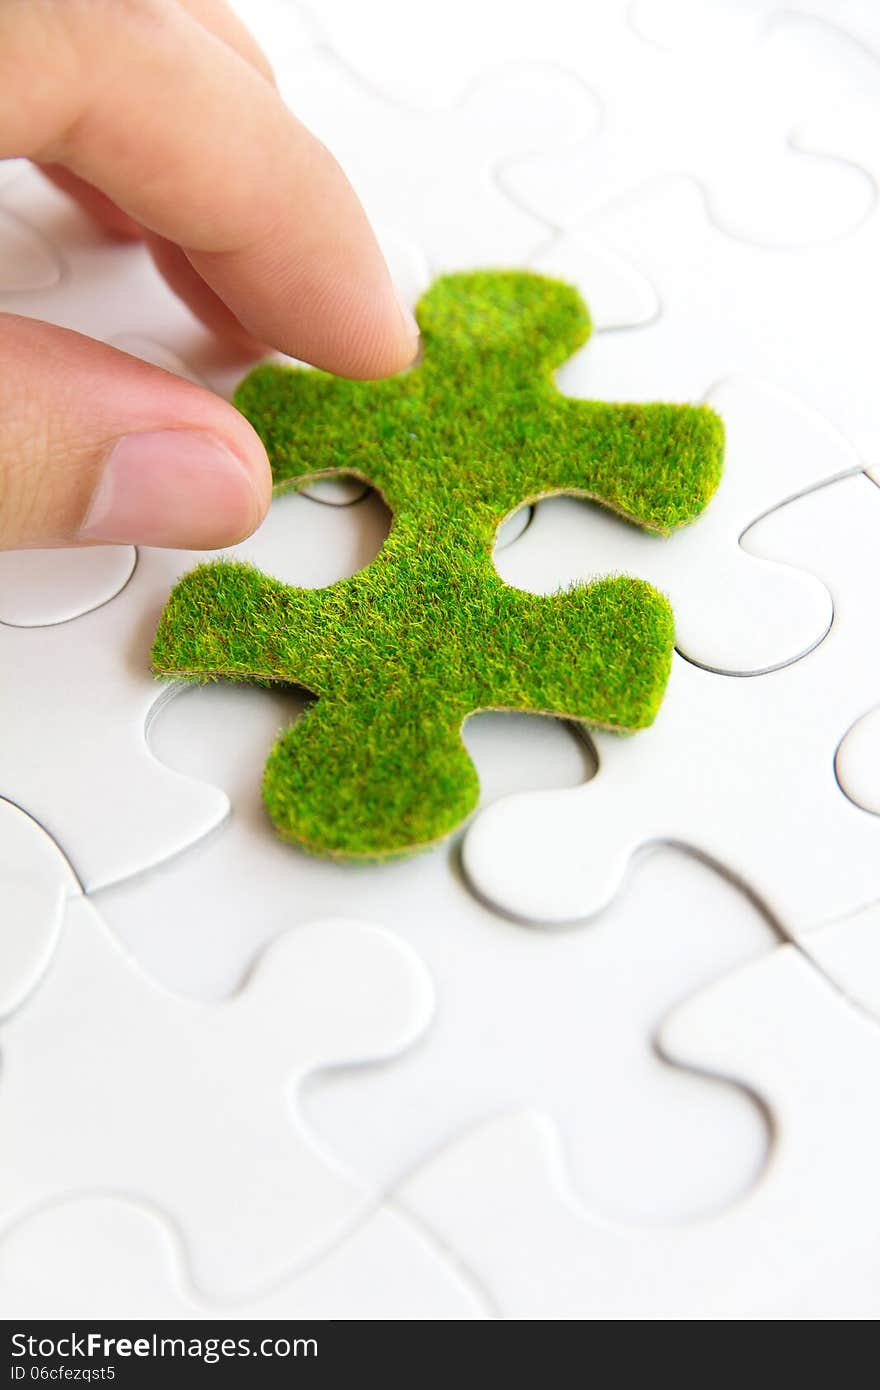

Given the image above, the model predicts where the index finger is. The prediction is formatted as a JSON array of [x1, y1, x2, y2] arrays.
[[0, 0, 418, 378]]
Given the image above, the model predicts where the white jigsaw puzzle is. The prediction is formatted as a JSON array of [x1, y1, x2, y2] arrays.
[[802, 901, 880, 1023], [0, 799, 79, 1017], [396, 946, 880, 1319], [307, 0, 879, 245], [0, 855, 433, 1302], [96, 684, 774, 1224], [500, 9, 878, 248], [553, 173, 880, 465], [0, 1195, 486, 1321], [276, 53, 597, 271], [4, 0, 880, 1324]]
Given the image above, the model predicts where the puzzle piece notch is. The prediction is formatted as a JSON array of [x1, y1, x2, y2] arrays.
[[0, 799, 79, 1017], [397, 947, 880, 1317], [0, 890, 433, 1301], [0, 546, 136, 628], [154, 270, 723, 859], [465, 472, 880, 938]]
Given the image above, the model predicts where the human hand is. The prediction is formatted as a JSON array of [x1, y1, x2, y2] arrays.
[[0, 0, 419, 550]]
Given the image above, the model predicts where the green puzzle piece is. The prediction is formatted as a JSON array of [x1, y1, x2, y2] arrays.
[[153, 270, 723, 858]]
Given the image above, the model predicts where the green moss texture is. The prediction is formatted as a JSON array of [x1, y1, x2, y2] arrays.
[[153, 270, 724, 858]]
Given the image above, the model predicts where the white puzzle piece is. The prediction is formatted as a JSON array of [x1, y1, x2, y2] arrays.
[[275, 54, 598, 272], [0, 546, 136, 627], [497, 376, 849, 675], [98, 685, 592, 997], [0, 893, 433, 1301], [557, 175, 880, 464], [835, 706, 880, 816], [631, 3, 880, 229], [298, 1, 642, 110], [309, 0, 875, 247], [527, 232, 659, 332], [272, 51, 655, 330], [97, 687, 772, 1225], [465, 473, 880, 934], [0, 488, 389, 890], [0, 1195, 486, 1320], [0, 799, 79, 1018], [801, 901, 880, 1023], [397, 947, 880, 1318], [500, 10, 876, 247]]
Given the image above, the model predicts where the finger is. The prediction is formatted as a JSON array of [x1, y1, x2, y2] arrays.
[[176, 0, 277, 85], [144, 231, 267, 354], [35, 0, 277, 244], [0, 1, 418, 377], [36, 163, 143, 240], [0, 313, 271, 550]]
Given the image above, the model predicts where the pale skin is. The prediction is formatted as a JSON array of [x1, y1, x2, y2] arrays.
[[0, 0, 420, 550]]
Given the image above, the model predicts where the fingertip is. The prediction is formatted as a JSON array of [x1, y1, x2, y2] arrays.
[[270, 275, 422, 380]]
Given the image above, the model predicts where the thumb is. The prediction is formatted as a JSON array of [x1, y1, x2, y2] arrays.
[[0, 315, 272, 550]]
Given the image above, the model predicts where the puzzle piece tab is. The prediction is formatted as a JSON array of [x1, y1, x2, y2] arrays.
[[154, 271, 723, 858]]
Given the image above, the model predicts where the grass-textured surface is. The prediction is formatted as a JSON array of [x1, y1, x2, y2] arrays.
[[153, 270, 724, 858]]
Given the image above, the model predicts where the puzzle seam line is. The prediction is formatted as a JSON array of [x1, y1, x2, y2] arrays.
[[385, 1191, 502, 1319]]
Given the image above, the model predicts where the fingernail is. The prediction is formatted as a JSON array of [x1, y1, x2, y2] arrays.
[[79, 430, 262, 548], [393, 282, 420, 346]]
